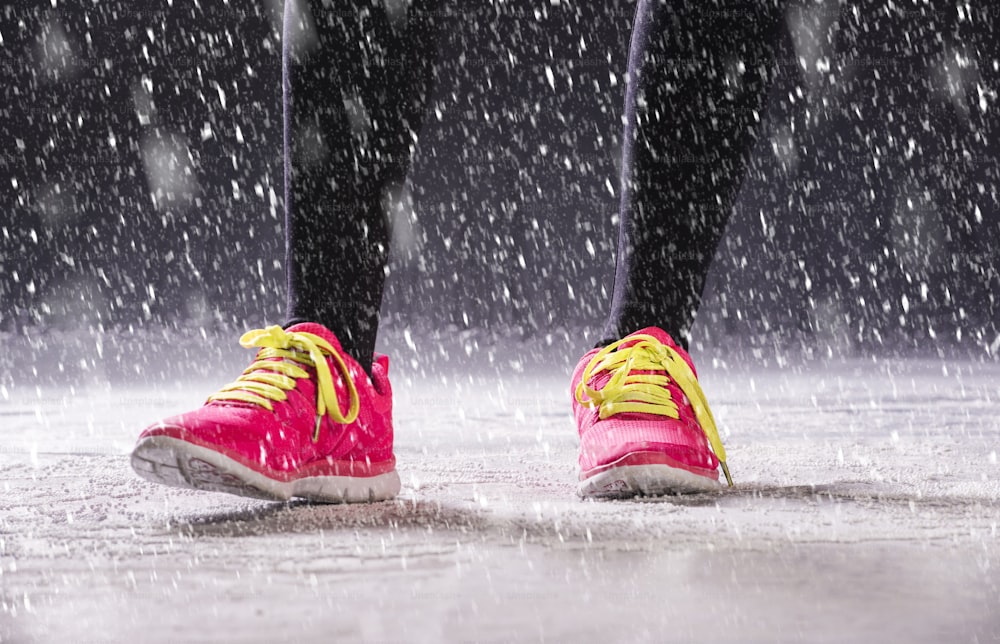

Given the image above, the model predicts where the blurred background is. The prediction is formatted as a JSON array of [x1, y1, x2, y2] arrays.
[[1, 0, 999, 362]]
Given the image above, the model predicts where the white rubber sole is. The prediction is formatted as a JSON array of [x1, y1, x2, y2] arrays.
[[578, 463, 722, 499], [130, 435, 401, 503]]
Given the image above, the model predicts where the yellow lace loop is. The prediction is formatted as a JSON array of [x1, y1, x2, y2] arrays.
[[207, 325, 360, 442], [575, 334, 733, 486]]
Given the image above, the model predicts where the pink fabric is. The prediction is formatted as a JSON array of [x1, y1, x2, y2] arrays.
[[138, 323, 394, 479], [571, 327, 720, 477]]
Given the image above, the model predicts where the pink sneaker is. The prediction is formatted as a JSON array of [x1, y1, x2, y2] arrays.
[[130, 323, 400, 503], [571, 327, 731, 498]]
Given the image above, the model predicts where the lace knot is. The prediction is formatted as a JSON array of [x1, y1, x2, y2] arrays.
[[208, 325, 360, 442]]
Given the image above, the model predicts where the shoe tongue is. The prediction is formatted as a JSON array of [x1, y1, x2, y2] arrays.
[[622, 326, 697, 376], [284, 322, 345, 353]]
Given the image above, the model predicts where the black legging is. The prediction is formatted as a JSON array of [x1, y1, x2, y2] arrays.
[[282, 0, 442, 369], [283, 0, 784, 368], [601, 0, 786, 349]]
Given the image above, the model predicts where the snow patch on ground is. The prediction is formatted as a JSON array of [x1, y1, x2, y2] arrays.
[[1, 332, 999, 642]]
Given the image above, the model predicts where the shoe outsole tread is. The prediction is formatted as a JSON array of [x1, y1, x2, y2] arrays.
[[578, 463, 722, 499], [131, 436, 401, 504]]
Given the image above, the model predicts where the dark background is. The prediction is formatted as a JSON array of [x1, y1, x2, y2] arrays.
[[2, 0, 999, 355]]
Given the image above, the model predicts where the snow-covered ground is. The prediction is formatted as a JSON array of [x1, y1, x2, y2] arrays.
[[1, 330, 999, 642]]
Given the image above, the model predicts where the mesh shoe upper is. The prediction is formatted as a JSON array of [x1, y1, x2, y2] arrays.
[[571, 326, 726, 482], [136, 323, 394, 479]]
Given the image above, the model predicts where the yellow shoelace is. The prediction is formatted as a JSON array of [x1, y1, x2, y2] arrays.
[[575, 334, 732, 486], [207, 325, 360, 442]]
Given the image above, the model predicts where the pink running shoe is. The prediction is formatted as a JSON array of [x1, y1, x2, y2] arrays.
[[130, 323, 400, 503], [571, 327, 731, 498]]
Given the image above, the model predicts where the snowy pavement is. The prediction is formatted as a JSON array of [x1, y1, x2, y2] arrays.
[[1, 334, 999, 643]]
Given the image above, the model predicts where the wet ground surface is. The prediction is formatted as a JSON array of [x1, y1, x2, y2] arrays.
[[2, 338, 999, 643]]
